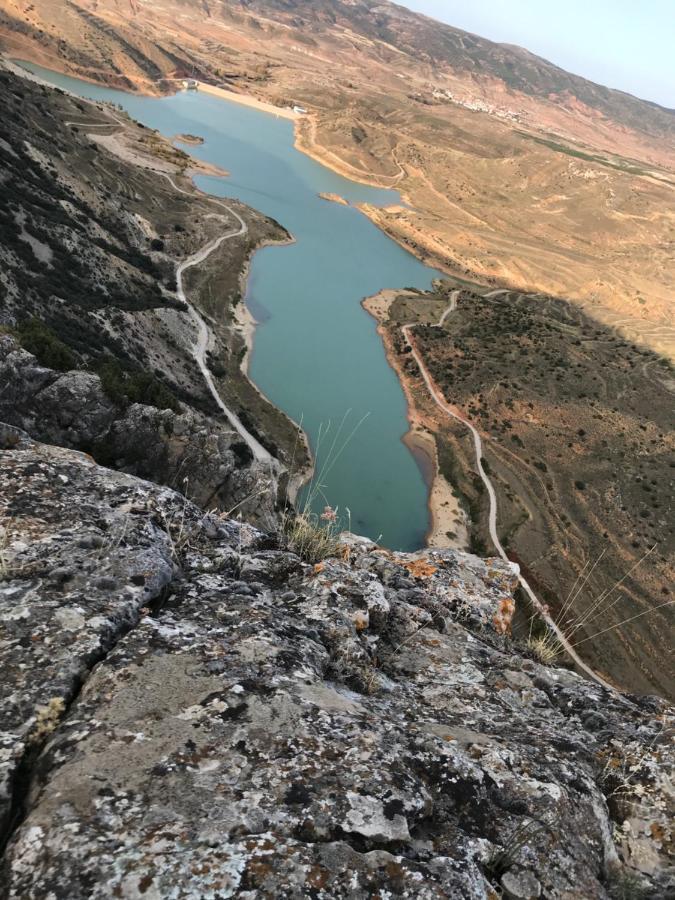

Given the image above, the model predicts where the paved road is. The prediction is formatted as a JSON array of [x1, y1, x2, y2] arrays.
[[402, 291, 622, 695]]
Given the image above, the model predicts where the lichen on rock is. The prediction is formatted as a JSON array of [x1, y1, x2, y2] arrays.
[[0, 429, 672, 898], [0, 336, 278, 529]]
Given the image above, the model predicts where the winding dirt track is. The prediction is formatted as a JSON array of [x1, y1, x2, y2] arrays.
[[161, 174, 273, 463], [45, 60, 621, 694], [403, 291, 622, 695], [63, 109, 272, 462]]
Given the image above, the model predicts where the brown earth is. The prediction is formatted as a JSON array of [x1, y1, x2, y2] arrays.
[[370, 278, 675, 699], [1, 0, 673, 358]]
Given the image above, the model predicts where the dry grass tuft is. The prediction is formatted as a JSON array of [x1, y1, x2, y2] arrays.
[[283, 509, 344, 564], [0, 519, 15, 581], [281, 414, 367, 564], [28, 697, 66, 746], [527, 632, 563, 665]]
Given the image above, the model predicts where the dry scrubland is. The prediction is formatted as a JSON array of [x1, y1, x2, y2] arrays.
[[1, 0, 673, 357], [374, 280, 674, 698]]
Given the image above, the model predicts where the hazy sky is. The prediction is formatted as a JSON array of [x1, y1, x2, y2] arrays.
[[399, 0, 675, 108]]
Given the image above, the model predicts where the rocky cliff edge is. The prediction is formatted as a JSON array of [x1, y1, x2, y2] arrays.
[[0, 428, 672, 898]]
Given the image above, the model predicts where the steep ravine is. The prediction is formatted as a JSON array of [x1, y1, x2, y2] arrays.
[[0, 428, 672, 898]]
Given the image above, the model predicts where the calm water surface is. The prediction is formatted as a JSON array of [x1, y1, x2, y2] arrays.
[[22, 62, 444, 550]]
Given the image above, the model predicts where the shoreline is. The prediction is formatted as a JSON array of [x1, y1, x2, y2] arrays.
[[293, 117, 520, 296], [177, 170, 315, 501], [8, 51, 476, 283], [318, 192, 349, 206], [6, 50, 458, 532], [197, 82, 299, 121], [294, 119, 405, 191], [357, 202, 494, 285], [9, 52, 672, 359], [5, 51, 316, 506], [234, 233, 316, 505], [5, 56, 229, 181], [362, 290, 470, 552]]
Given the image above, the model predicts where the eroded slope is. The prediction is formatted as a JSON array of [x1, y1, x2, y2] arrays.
[[2, 0, 674, 357], [369, 280, 675, 699]]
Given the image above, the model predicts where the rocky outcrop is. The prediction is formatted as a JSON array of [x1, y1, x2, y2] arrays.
[[0, 429, 672, 898], [0, 66, 301, 524], [0, 337, 278, 529]]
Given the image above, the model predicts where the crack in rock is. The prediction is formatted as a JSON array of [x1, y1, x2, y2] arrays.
[[1, 431, 673, 899]]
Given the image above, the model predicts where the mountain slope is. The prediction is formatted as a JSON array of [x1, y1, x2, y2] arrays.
[[0, 64, 303, 522], [240, 0, 675, 141], [1, 0, 673, 156]]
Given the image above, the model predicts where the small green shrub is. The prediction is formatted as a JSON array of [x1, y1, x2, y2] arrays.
[[97, 359, 179, 412], [16, 318, 77, 371]]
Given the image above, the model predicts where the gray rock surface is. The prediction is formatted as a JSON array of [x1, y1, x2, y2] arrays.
[[0, 430, 673, 898], [0, 336, 278, 529]]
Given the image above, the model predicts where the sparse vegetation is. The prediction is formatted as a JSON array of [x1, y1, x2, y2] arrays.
[[0, 518, 14, 581], [28, 697, 66, 746], [15, 318, 78, 372], [97, 358, 180, 412], [281, 417, 364, 563], [0, 68, 307, 530], [486, 815, 554, 880], [282, 508, 344, 564], [527, 631, 562, 665], [382, 280, 674, 697]]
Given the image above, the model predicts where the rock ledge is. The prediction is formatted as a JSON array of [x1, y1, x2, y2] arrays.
[[0, 430, 672, 898]]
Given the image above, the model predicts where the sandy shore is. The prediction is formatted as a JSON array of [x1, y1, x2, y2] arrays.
[[197, 82, 299, 121], [235, 235, 295, 378], [404, 428, 469, 550], [363, 290, 470, 551]]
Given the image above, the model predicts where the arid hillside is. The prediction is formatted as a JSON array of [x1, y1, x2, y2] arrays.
[[2, 0, 674, 149], [369, 279, 675, 699], [1, 0, 674, 357]]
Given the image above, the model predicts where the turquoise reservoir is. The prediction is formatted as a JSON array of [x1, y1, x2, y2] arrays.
[[21, 63, 444, 550]]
